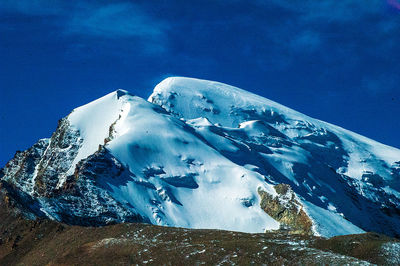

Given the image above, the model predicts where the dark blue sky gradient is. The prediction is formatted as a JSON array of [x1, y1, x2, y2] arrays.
[[1, 0, 400, 166]]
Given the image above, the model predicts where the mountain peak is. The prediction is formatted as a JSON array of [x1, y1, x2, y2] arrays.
[[115, 89, 130, 99], [149, 76, 307, 128], [1, 77, 400, 238]]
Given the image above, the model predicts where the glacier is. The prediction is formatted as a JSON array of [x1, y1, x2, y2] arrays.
[[1, 77, 400, 238]]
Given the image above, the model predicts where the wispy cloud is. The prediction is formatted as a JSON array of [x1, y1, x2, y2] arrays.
[[0, 1, 170, 53], [0, 0, 65, 16], [263, 0, 385, 22], [66, 3, 168, 40], [362, 74, 398, 95], [289, 31, 322, 52]]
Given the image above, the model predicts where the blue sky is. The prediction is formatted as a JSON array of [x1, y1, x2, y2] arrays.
[[1, 0, 400, 166]]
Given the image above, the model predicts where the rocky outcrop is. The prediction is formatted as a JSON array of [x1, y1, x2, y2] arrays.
[[259, 184, 313, 235], [33, 118, 82, 196], [0, 117, 145, 226], [0, 118, 82, 197], [0, 138, 49, 195], [43, 148, 145, 225]]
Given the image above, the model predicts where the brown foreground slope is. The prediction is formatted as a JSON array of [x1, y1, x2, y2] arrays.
[[0, 183, 399, 265]]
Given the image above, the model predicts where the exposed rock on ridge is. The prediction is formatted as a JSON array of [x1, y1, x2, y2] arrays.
[[259, 184, 313, 235]]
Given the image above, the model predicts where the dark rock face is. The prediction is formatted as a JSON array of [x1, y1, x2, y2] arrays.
[[45, 149, 145, 225], [0, 180, 46, 220]]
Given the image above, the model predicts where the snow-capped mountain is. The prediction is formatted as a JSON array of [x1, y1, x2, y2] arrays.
[[1, 77, 400, 238]]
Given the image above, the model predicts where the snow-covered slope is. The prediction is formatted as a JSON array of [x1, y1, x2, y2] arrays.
[[98, 93, 280, 233], [150, 77, 400, 237], [1, 77, 400, 237]]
